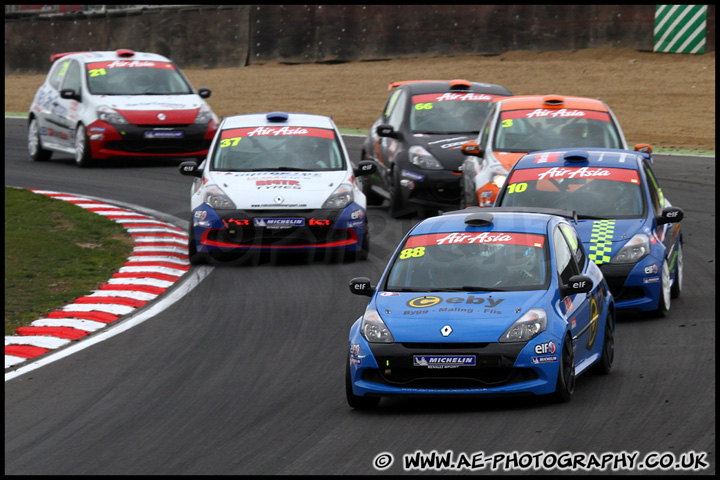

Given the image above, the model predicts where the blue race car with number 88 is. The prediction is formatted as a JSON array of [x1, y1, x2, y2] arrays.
[[346, 208, 615, 409]]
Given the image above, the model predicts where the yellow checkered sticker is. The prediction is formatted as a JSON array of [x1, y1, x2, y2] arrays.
[[588, 220, 616, 265]]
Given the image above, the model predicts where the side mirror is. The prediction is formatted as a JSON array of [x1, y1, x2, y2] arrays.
[[349, 277, 375, 297], [59, 88, 81, 102], [656, 206, 684, 225], [560, 274, 593, 297], [376, 124, 399, 139], [198, 87, 212, 99], [179, 160, 202, 177], [461, 141, 484, 157], [635, 143, 652, 154], [354, 160, 377, 177]]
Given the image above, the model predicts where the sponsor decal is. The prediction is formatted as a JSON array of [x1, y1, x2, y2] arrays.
[[406, 295, 504, 309], [531, 355, 558, 364], [643, 276, 660, 284], [220, 126, 334, 139], [644, 264, 659, 275], [144, 130, 183, 139], [534, 341, 556, 355], [253, 218, 304, 229], [588, 298, 598, 348], [510, 167, 640, 184], [86, 60, 175, 70], [256, 179, 301, 189], [413, 355, 475, 368], [402, 169, 425, 182], [502, 109, 611, 121], [404, 232, 545, 249], [412, 93, 498, 103]]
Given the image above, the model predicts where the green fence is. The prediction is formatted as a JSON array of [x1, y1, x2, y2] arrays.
[[654, 5, 708, 54]]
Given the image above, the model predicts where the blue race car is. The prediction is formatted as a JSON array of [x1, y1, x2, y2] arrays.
[[495, 148, 683, 316], [346, 208, 615, 409]]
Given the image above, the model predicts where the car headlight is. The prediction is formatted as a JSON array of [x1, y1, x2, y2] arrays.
[[322, 183, 353, 209], [490, 165, 509, 188], [97, 105, 128, 125], [409, 145, 443, 170], [194, 104, 214, 124], [361, 309, 394, 343], [611, 233, 650, 264], [499, 308, 547, 343], [203, 184, 236, 210]]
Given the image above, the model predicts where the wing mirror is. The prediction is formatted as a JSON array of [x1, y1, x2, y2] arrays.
[[349, 277, 375, 297], [560, 274, 593, 297]]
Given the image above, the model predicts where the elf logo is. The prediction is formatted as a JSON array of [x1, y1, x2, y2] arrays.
[[534, 341, 556, 355]]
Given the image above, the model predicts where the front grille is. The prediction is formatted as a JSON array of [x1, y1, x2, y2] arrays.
[[364, 342, 532, 390], [104, 138, 211, 154]]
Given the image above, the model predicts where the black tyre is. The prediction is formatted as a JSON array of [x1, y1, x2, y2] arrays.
[[670, 243, 683, 299], [346, 355, 380, 410], [388, 167, 406, 218], [654, 259, 671, 317], [28, 117, 52, 162], [552, 335, 575, 403], [187, 225, 209, 265], [74, 124, 93, 168]]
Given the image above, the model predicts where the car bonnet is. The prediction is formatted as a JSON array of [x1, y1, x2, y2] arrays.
[[104, 96, 207, 124], [372, 289, 547, 343], [574, 217, 648, 264], [207, 170, 350, 209]]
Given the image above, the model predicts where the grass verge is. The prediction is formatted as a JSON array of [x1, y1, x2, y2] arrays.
[[4, 187, 134, 335]]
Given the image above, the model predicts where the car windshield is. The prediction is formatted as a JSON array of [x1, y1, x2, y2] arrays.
[[86, 61, 193, 95], [499, 166, 645, 218], [493, 109, 623, 152], [211, 126, 346, 171], [384, 231, 549, 291], [409, 93, 500, 133]]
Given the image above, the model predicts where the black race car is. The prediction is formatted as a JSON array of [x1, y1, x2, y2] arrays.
[[359, 79, 512, 217]]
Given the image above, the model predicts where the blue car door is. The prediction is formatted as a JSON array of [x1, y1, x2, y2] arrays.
[[553, 224, 594, 366]]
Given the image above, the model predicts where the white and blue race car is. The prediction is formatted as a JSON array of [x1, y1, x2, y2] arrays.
[[346, 208, 615, 408], [180, 112, 376, 264]]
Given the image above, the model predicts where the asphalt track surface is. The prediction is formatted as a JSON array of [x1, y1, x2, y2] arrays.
[[4, 117, 716, 475]]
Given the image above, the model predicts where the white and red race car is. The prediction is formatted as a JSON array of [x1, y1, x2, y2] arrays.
[[28, 49, 218, 167]]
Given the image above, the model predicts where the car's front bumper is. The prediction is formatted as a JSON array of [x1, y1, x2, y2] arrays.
[[87, 119, 215, 159], [399, 168, 463, 209], [192, 203, 367, 252], [347, 323, 561, 398], [599, 255, 667, 312]]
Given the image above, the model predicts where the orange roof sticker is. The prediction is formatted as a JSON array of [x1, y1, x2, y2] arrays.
[[499, 95, 609, 112], [388, 79, 471, 91]]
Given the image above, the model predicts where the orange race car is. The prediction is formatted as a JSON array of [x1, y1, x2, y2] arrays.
[[459, 95, 652, 207]]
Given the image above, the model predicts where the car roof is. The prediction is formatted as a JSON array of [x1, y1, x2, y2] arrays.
[[512, 148, 647, 170], [390, 79, 512, 96], [49, 49, 172, 64], [409, 207, 574, 237], [496, 94, 610, 111], [219, 112, 337, 130]]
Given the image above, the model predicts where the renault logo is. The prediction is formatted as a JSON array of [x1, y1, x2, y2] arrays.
[[157, 113, 166, 121], [274, 196, 284, 204], [441, 325, 453, 337]]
